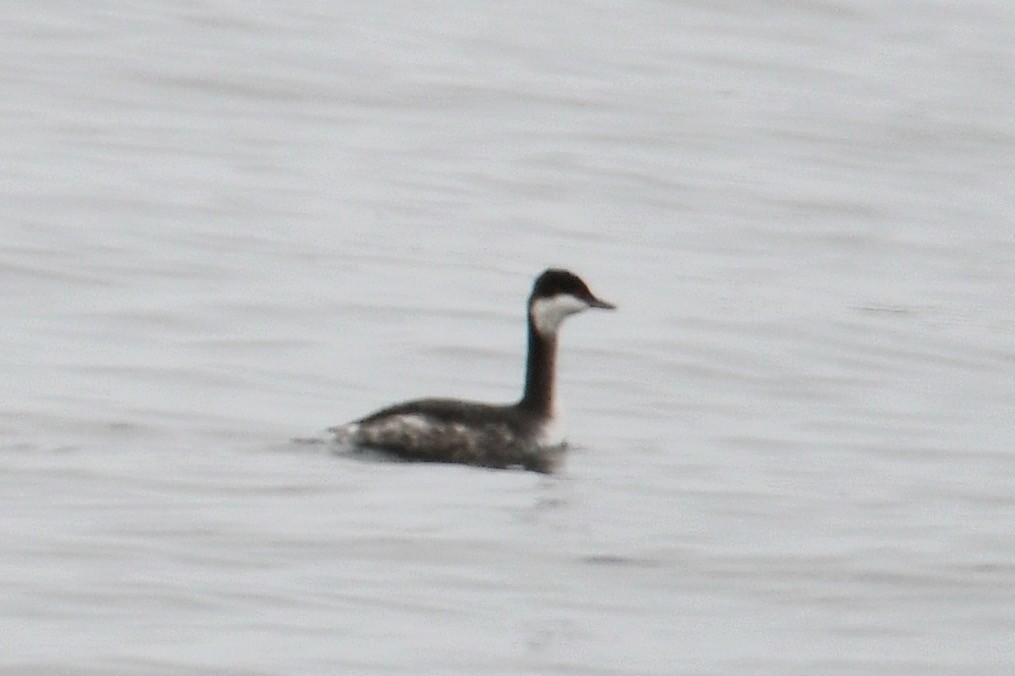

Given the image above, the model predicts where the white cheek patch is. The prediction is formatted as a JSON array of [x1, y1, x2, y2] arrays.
[[531, 294, 589, 335]]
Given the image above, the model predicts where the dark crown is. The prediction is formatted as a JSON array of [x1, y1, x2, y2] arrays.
[[529, 268, 594, 302]]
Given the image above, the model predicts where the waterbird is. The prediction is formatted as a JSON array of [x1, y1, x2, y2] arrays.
[[330, 269, 615, 472]]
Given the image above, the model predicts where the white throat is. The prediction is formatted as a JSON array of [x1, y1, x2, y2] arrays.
[[530, 294, 589, 335]]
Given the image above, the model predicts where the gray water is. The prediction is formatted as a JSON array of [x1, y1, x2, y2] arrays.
[[3, 1, 1014, 674]]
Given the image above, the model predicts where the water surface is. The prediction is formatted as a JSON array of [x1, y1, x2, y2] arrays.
[[2, 1, 1014, 673]]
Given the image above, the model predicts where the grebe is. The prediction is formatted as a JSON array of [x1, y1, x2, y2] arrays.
[[330, 269, 615, 472]]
